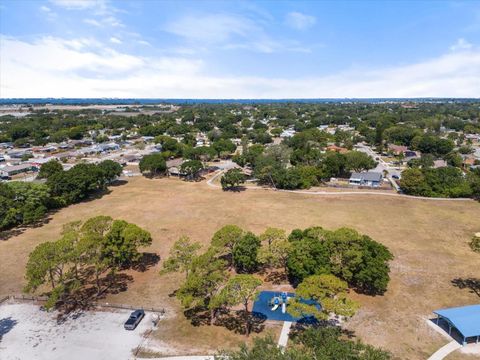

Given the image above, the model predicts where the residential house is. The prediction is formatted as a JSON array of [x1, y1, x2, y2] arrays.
[[54, 151, 76, 161], [96, 143, 120, 153], [433, 159, 448, 168], [166, 158, 184, 177], [29, 157, 57, 168], [326, 145, 349, 154], [280, 129, 295, 138], [32, 145, 57, 154], [0, 163, 36, 177], [388, 144, 408, 156], [123, 154, 141, 163], [7, 149, 32, 159], [349, 171, 383, 187]]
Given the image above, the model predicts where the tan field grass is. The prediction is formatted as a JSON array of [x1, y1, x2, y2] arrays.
[[1, 175, 479, 358]]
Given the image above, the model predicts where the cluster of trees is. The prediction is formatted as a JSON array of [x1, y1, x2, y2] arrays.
[[0, 160, 122, 231], [24, 216, 152, 308], [233, 141, 376, 190], [161, 224, 392, 336], [221, 326, 391, 360], [413, 135, 454, 156], [139, 153, 167, 176], [221, 168, 247, 190], [0, 181, 52, 231], [46, 160, 123, 205], [2, 101, 478, 149], [139, 154, 205, 180], [286, 227, 393, 295], [401, 167, 480, 198]]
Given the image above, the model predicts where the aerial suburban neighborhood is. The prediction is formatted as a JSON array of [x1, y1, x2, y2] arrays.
[[1, 1, 480, 360], [1, 98, 480, 360]]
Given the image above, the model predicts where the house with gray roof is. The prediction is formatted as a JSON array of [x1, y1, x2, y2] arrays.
[[349, 171, 383, 187]]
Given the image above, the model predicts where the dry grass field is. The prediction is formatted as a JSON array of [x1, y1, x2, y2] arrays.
[[1, 175, 480, 359]]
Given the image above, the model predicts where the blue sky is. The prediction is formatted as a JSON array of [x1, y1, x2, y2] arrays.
[[1, 0, 479, 98]]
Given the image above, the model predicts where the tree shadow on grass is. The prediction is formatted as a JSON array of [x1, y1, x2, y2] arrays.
[[131, 252, 160, 272], [451, 277, 480, 297], [215, 310, 266, 336], [0, 317, 18, 342], [289, 318, 355, 341], [222, 186, 247, 192], [108, 179, 128, 187], [54, 272, 135, 323], [184, 306, 212, 327], [265, 271, 288, 285], [183, 307, 267, 335], [0, 209, 60, 241]]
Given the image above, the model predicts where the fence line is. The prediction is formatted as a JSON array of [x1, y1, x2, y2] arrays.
[[4, 294, 165, 314], [95, 302, 165, 314], [11, 294, 48, 302]]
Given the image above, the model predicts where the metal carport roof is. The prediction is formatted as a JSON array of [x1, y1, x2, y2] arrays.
[[434, 304, 480, 338]]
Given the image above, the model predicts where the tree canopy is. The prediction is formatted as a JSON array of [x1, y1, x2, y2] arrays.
[[139, 153, 167, 176], [161, 236, 201, 278], [221, 168, 247, 190], [288, 274, 359, 320], [24, 216, 152, 308], [286, 227, 393, 294], [220, 326, 391, 360]]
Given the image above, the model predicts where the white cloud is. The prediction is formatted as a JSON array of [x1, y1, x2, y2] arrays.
[[83, 18, 102, 27], [165, 13, 312, 54], [450, 38, 473, 51], [109, 37, 122, 44], [1, 35, 479, 98], [285, 12, 316, 30], [165, 14, 254, 44], [102, 16, 123, 27], [137, 40, 151, 46], [52, 0, 124, 28], [40, 5, 57, 20], [49, 0, 105, 10]]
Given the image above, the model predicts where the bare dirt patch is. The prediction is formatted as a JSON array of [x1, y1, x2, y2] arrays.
[[1, 176, 479, 359]]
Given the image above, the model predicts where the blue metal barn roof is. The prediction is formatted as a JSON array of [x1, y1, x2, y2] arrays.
[[434, 304, 480, 338]]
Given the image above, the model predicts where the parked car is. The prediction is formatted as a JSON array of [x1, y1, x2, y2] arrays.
[[124, 309, 145, 330], [392, 175, 400, 180]]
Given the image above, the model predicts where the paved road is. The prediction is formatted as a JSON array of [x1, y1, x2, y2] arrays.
[[206, 160, 238, 187], [355, 144, 401, 191]]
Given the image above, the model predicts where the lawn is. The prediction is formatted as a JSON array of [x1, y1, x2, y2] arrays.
[[1, 175, 479, 359]]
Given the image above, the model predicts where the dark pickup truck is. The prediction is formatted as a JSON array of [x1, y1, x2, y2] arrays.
[[124, 309, 145, 330]]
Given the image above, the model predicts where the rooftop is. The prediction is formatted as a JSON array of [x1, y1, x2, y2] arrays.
[[434, 304, 480, 338], [350, 171, 383, 182]]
